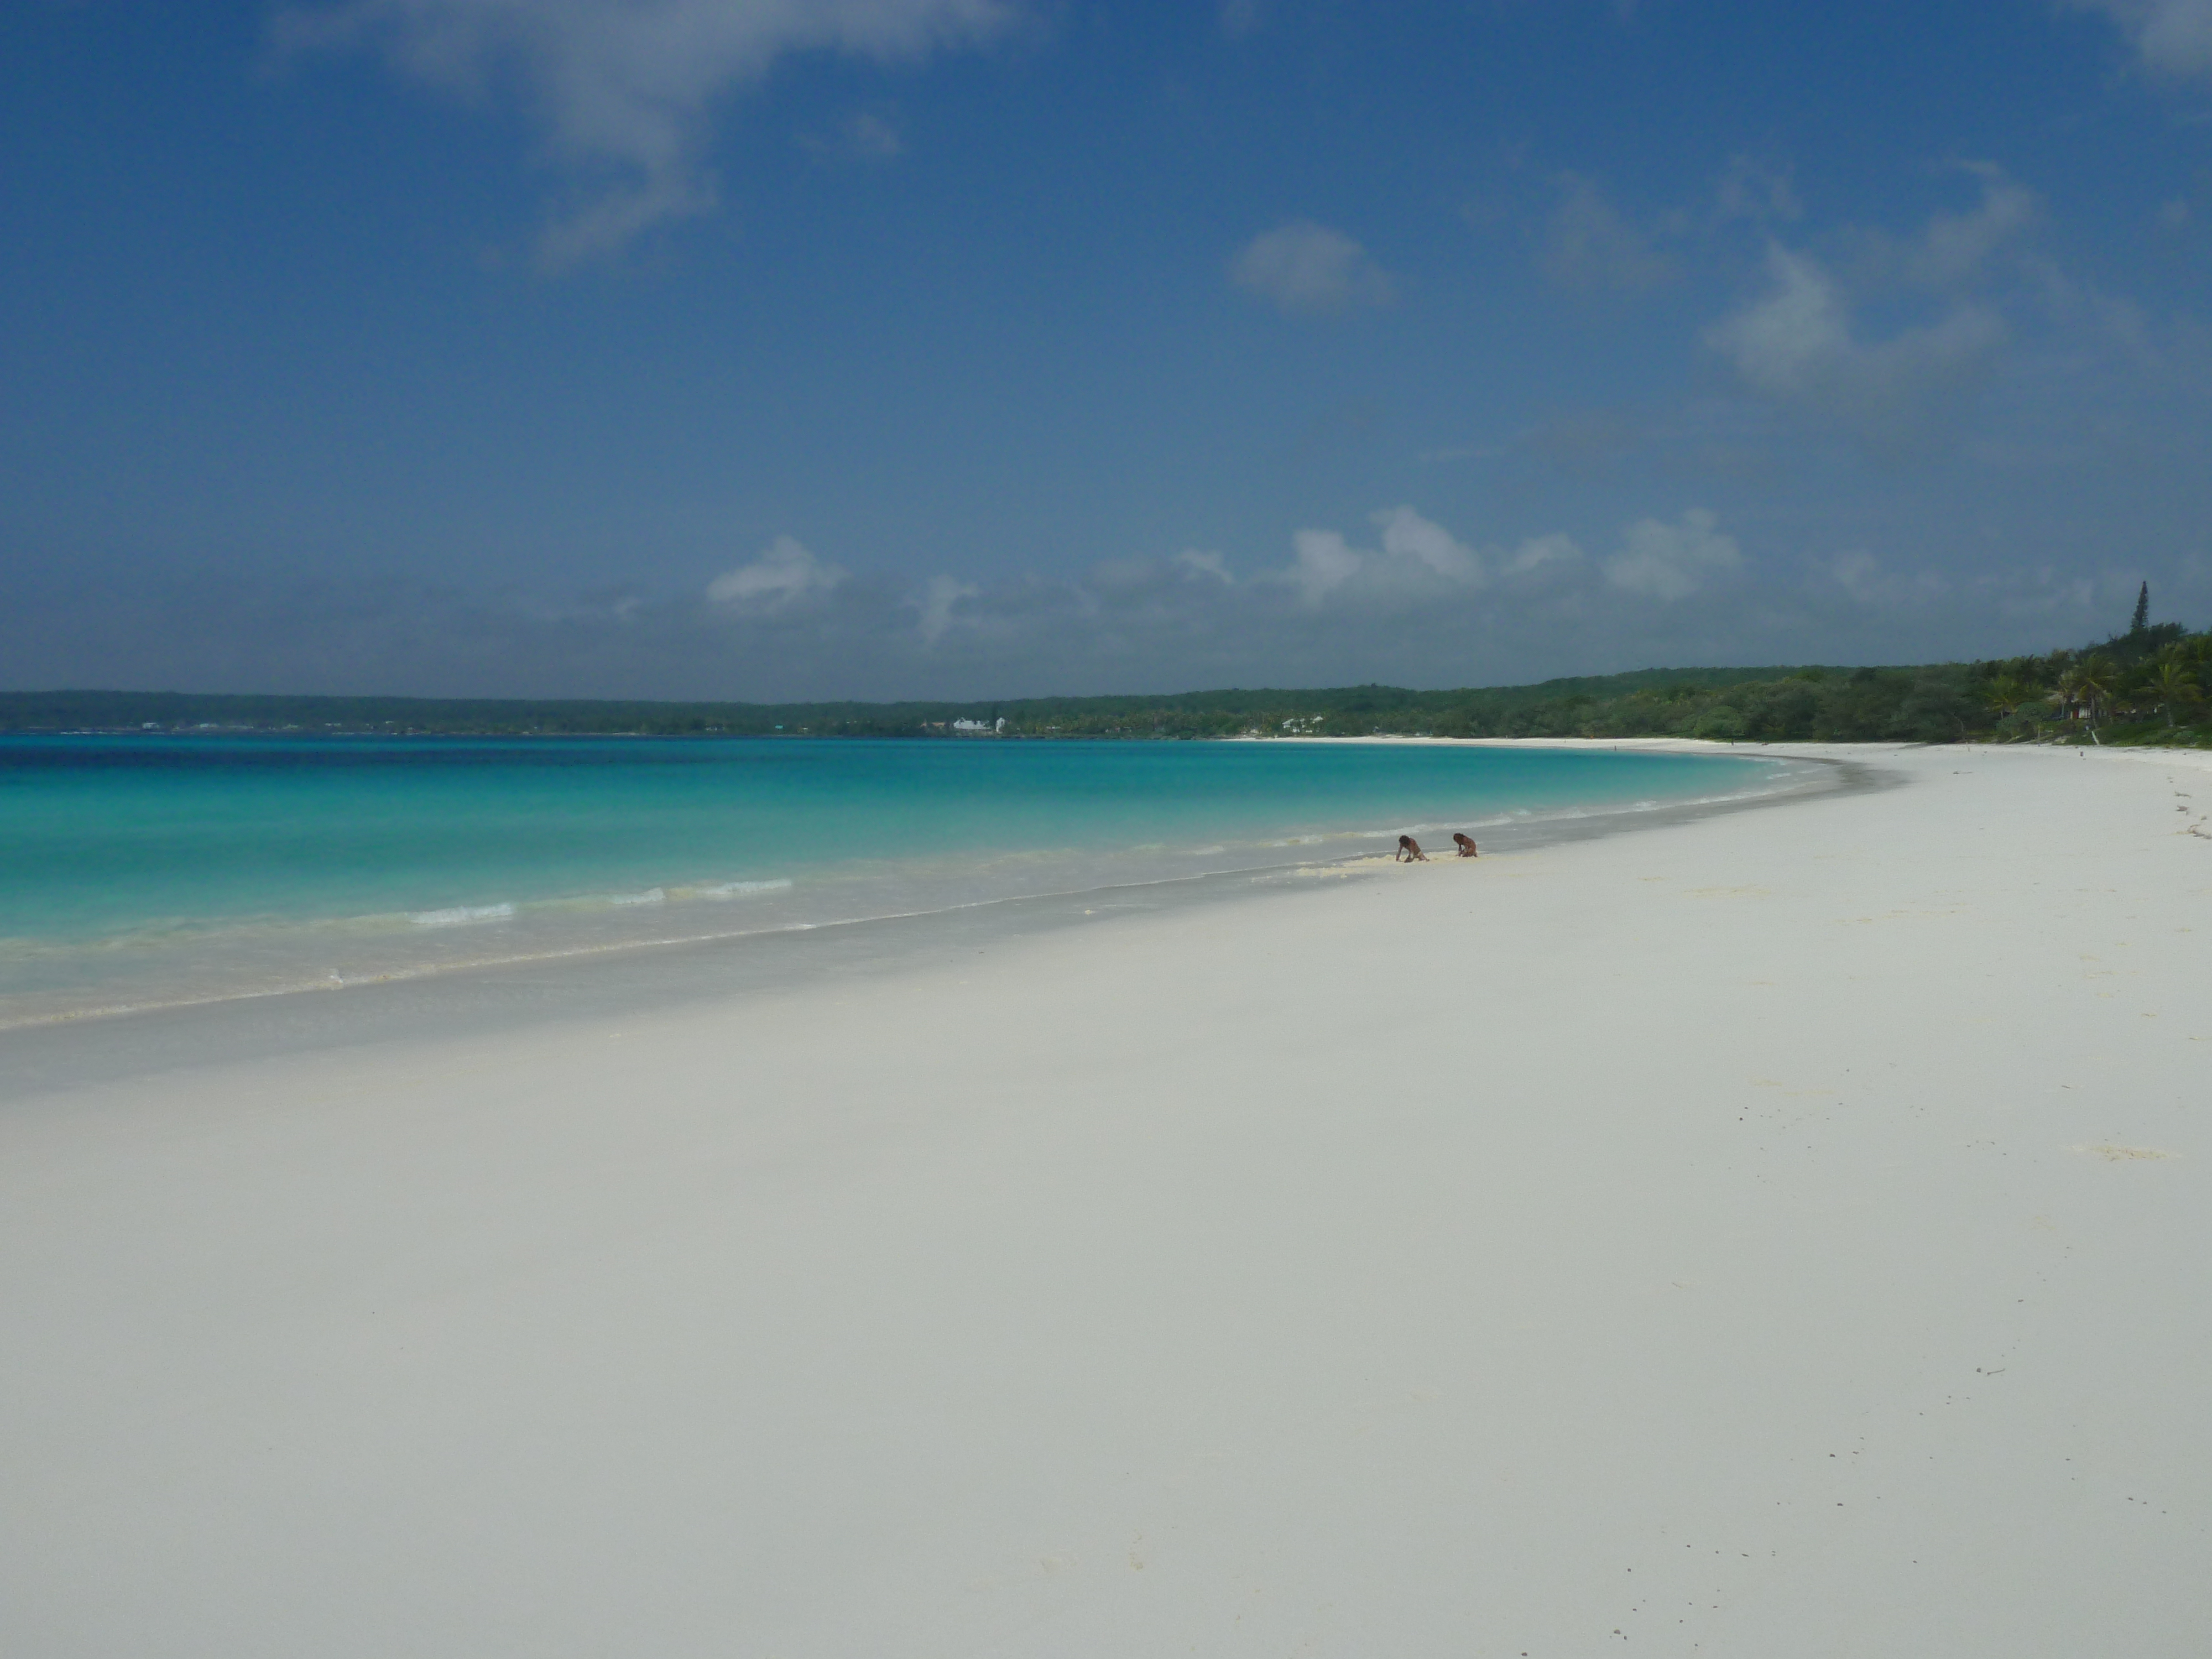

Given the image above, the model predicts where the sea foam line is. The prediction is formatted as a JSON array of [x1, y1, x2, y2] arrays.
[[410, 903, 516, 928], [688, 879, 794, 899]]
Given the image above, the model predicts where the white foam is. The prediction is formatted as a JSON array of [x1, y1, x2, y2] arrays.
[[408, 904, 515, 928], [608, 889, 666, 907], [693, 880, 794, 900]]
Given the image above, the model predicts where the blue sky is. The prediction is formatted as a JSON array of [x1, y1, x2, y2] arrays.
[[5, 0, 2210, 699]]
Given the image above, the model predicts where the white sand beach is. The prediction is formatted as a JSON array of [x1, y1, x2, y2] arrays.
[[2, 741, 2207, 1658]]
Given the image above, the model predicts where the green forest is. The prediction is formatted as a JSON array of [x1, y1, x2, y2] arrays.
[[6, 593, 2206, 748]]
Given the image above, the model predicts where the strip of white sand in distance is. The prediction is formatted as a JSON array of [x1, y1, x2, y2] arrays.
[[2, 742, 2206, 1658]]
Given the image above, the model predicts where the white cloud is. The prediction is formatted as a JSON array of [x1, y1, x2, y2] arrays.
[[1278, 510, 1483, 607], [2069, 0, 2212, 80], [1705, 171, 2030, 441], [1269, 509, 1588, 609], [1886, 166, 2038, 288], [1284, 529, 1366, 605], [1706, 243, 2006, 439], [1846, 302, 2007, 415], [1501, 533, 1584, 579], [1715, 155, 1802, 224], [706, 535, 846, 611], [1707, 246, 1851, 396], [1542, 175, 1678, 290], [915, 573, 979, 644], [1921, 171, 2037, 284], [539, 173, 719, 267], [1821, 550, 1948, 607], [1603, 509, 1742, 601], [1175, 549, 1234, 583], [1230, 221, 1396, 317], [278, 0, 1011, 262], [1374, 505, 1484, 584]]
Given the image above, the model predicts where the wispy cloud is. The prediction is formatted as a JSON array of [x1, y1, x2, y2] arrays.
[[1603, 510, 1743, 601], [914, 573, 980, 645], [1817, 550, 1949, 607], [706, 535, 846, 612], [276, 0, 1013, 264], [1541, 175, 1679, 290], [1714, 154, 1802, 224], [1175, 549, 1234, 584], [2069, 0, 2212, 81], [1705, 243, 2006, 444], [1850, 164, 2039, 289], [1230, 221, 1396, 316], [1268, 508, 1587, 609], [1281, 529, 1367, 605]]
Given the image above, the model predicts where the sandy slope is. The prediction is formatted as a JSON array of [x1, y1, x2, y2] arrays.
[[2, 743, 2206, 1657]]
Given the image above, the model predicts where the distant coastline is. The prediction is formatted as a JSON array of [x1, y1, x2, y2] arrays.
[[0, 670, 1879, 741], [6, 617, 2206, 749]]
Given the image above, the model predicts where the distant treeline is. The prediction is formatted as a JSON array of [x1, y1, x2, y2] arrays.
[[6, 606, 2206, 749]]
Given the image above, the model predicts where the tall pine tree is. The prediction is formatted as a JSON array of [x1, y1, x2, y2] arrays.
[[2131, 581, 2150, 634]]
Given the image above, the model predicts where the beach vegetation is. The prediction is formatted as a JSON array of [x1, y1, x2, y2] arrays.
[[6, 610, 2206, 750], [2145, 661, 2199, 727]]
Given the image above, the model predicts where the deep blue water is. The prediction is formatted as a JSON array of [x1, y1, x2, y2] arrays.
[[0, 735, 1789, 1023]]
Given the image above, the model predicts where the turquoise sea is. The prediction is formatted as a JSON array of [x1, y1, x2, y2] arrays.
[[0, 735, 1799, 1026]]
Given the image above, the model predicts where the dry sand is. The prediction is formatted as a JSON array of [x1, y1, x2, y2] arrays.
[[2, 742, 2207, 1657]]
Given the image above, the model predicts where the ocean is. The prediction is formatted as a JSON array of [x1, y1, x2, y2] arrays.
[[0, 735, 1802, 1029]]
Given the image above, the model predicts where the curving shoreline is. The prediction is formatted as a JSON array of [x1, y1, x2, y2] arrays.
[[0, 746, 1814, 1042], [3, 742, 2208, 1655]]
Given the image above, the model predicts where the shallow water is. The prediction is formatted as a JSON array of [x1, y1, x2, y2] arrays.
[[0, 735, 1796, 1026]]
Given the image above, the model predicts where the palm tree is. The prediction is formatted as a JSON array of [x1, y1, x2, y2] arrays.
[[1981, 675, 2027, 719], [2147, 660, 2199, 728], [2078, 655, 2116, 732], [2049, 670, 2085, 728]]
